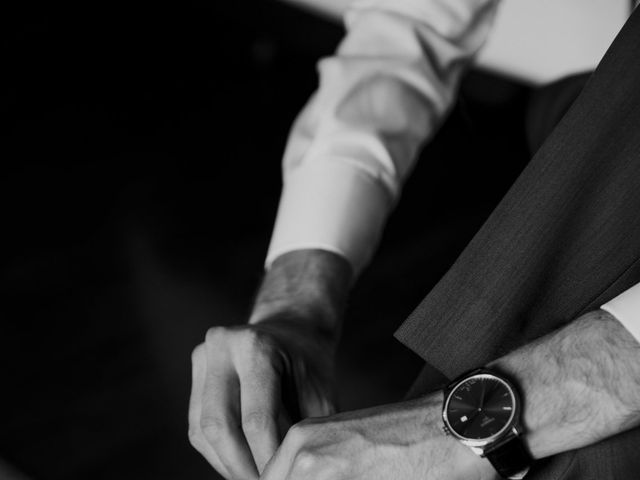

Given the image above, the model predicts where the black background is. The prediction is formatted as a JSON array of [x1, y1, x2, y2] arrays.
[[1, 1, 533, 478]]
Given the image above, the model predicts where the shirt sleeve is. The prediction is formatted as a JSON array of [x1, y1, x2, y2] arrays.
[[266, 0, 500, 275], [601, 283, 640, 344]]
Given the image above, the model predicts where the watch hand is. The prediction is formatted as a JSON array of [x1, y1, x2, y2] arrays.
[[467, 408, 484, 425], [479, 379, 486, 409], [466, 410, 485, 432], [483, 404, 511, 415]]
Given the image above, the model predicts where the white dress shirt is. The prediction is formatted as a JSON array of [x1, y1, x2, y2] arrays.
[[265, 0, 640, 342]]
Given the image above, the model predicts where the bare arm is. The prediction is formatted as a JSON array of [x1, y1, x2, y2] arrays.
[[189, 249, 351, 479], [191, 0, 500, 476], [259, 309, 640, 480], [494, 308, 640, 459], [250, 249, 352, 336]]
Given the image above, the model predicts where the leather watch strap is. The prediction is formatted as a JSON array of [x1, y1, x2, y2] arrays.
[[486, 436, 532, 479]]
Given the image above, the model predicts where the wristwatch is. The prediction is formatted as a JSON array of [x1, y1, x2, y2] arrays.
[[442, 368, 532, 479]]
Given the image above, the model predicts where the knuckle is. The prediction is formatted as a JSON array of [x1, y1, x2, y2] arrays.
[[239, 328, 262, 350], [191, 343, 205, 364], [292, 449, 344, 480], [234, 331, 280, 371], [286, 421, 311, 445], [241, 410, 274, 434], [291, 449, 318, 476], [187, 427, 202, 447], [205, 326, 275, 354], [205, 326, 228, 345]]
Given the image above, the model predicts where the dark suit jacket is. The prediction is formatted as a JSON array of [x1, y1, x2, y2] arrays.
[[394, 8, 640, 480]]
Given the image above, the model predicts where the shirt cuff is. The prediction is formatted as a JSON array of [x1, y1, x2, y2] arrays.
[[601, 282, 640, 344], [265, 159, 392, 276]]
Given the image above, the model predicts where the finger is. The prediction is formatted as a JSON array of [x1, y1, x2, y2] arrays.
[[294, 362, 336, 418], [201, 343, 259, 480], [188, 345, 231, 478], [237, 354, 281, 473], [260, 424, 305, 480], [299, 383, 337, 418], [260, 446, 286, 480]]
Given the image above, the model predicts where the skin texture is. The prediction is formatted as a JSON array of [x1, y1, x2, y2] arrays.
[[259, 395, 497, 480], [188, 250, 352, 479], [492, 308, 640, 459], [258, 309, 640, 480], [189, 250, 640, 480]]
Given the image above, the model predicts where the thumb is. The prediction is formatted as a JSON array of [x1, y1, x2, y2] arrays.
[[299, 382, 337, 418], [281, 351, 337, 420]]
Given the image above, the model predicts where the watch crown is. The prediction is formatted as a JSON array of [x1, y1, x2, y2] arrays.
[[442, 425, 451, 436]]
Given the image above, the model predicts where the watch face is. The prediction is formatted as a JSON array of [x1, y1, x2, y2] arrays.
[[444, 374, 516, 441]]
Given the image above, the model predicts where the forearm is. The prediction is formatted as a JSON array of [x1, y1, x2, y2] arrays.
[[191, 255, 350, 477], [491, 309, 640, 459], [251, 309, 640, 480], [250, 249, 352, 339]]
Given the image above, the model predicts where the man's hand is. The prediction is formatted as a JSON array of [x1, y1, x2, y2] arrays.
[[189, 320, 337, 479], [256, 309, 640, 480], [260, 395, 497, 480], [188, 250, 352, 480]]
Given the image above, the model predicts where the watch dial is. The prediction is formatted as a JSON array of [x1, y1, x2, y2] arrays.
[[446, 376, 515, 440]]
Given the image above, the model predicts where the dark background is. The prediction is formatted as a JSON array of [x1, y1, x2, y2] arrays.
[[1, 1, 535, 478]]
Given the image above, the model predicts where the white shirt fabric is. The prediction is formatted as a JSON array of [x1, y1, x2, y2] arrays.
[[265, 0, 640, 342], [267, 0, 499, 273]]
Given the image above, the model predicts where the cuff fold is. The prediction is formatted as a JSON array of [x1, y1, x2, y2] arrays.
[[601, 282, 640, 344], [266, 159, 392, 276]]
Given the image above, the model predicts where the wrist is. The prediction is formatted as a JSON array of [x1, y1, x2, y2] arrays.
[[488, 309, 639, 461], [249, 249, 352, 337], [417, 394, 496, 480]]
